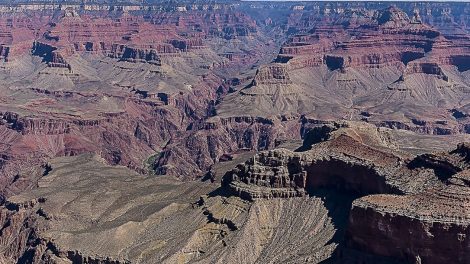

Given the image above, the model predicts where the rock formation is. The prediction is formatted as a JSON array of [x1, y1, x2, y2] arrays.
[[346, 143, 470, 264], [222, 123, 470, 263], [0, 1, 469, 263]]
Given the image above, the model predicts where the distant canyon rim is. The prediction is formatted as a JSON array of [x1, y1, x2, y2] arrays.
[[0, 1, 470, 263]]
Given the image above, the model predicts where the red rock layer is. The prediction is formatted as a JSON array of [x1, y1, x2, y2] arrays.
[[276, 7, 470, 73]]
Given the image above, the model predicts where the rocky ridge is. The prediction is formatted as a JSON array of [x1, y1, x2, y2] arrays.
[[222, 122, 470, 263]]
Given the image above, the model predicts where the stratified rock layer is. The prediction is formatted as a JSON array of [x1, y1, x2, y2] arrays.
[[347, 144, 470, 264], [223, 123, 470, 263]]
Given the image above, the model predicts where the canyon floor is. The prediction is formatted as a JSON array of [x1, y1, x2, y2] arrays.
[[1, 1, 470, 263]]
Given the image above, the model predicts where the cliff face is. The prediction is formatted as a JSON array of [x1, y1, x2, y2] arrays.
[[109, 44, 162, 64], [347, 186, 470, 264], [221, 123, 470, 263], [277, 6, 465, 72], [32, 41, 71, 68], [345, 143, 470, 264], [0, 4, 261, 71], [222, 124, 412, 201], [252, 65, 292, 86]]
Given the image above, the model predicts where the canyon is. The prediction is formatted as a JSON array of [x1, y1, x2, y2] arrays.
[[0, 1, 470, 263]]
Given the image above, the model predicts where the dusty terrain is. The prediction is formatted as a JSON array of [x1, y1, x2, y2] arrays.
[[0, 1, 470, 263]]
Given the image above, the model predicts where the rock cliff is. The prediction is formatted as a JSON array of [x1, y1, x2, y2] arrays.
[[222, 122, 470, 263]]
